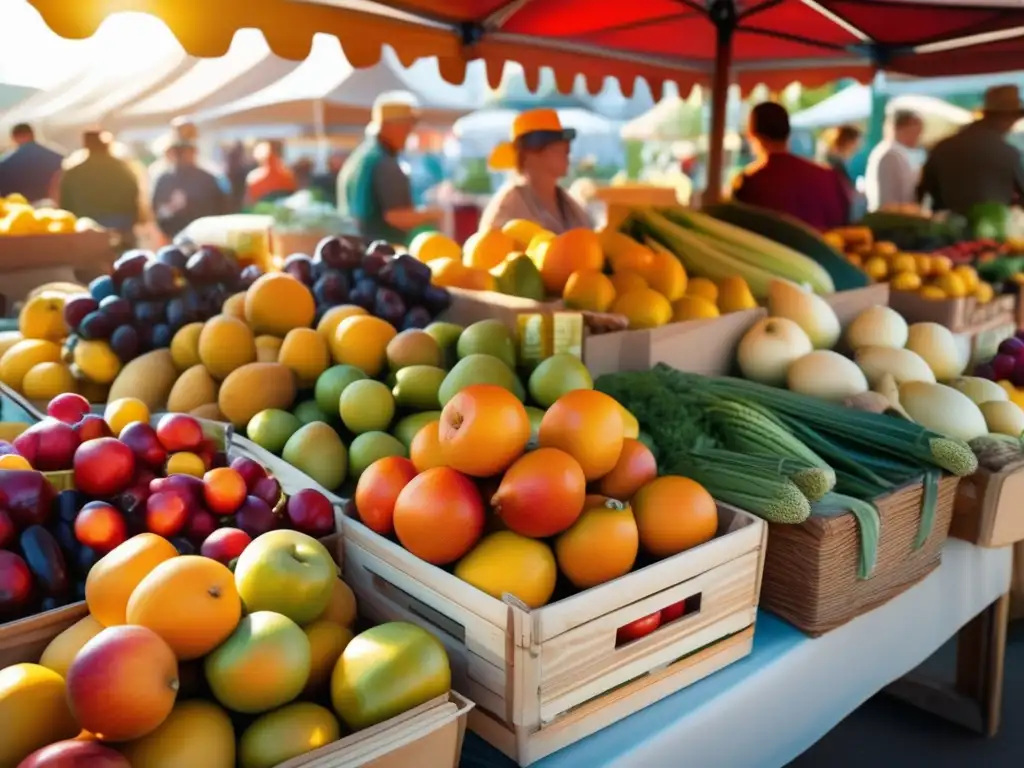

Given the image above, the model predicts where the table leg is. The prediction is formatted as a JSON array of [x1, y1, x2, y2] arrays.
[[884, 590, 1009, 736]]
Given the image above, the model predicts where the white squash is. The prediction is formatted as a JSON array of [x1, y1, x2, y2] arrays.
[[899, 381, 988, 441], [767, 279, 841, 350], [905, 322, 965, 380], [947, 376, 1010, 405], [787, 350, 869, 401], [855, 346, 936, 387], [737, 317, 813, 386], [846, 305, 909, 350], [980, 400, 1024, 437]]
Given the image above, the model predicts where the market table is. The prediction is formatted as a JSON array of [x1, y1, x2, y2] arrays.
[[460, 539, 1011, 768]]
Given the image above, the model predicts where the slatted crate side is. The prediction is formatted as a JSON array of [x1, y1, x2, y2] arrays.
[[0, 602, 89, 668], [952, 461, 1024, 548]]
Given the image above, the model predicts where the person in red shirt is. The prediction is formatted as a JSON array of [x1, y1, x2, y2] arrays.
[[731, 102, 851, 231], [244, 140, 297, 206]]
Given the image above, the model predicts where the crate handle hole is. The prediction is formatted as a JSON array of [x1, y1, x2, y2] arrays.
[[367, 572, 468, 644], [614, 592, 701, 649]]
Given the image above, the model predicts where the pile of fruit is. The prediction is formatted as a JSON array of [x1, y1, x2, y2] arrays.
[[826, 227, 994, 302], [0, 529, 453, 768], [0, 194, 101, 236], [0, 393, 336, 623], [407, 221, 757, 330]]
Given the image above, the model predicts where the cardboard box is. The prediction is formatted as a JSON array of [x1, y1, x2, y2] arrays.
[[888, 290, 1015, 332], [825, 282, 890, 328]]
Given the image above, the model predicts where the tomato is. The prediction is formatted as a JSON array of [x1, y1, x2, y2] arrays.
[[615, 611, 662, 645], [660, 600, 687, 623]]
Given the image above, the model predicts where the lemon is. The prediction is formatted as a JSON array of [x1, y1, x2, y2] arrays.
[[73, 339, 121, 384], [953, 265, 979, 292], [21, 362, 76, 401], [919, 285, 947, 300], [563, 270, 616, 312], [890, 272, 922, 292], [863, 256, 888, 281], [671, 295, 720, 322], [0, 339, 62, 391], [974, 282, 995, 304], [611, 288, 672, 329], [167, 451, 207, 477], [409, 231, 460, 263], [609, 271, 647, 295], [935, 272, 968, 298], [891, 254, 917, 274], [685, 277, 718, 303], [104, 397, 150, 436]]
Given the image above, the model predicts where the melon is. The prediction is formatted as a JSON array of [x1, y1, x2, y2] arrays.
[[107, 349, 179, 411], [166, 364, 218, 414], [217, 362, 297, 428]]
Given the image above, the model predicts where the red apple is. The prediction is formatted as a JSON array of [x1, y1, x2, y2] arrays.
[[117, 469, 156, 515], [251, 476, 282, 509], [149, 474, 203, 506], [285, 489, 335, 537], [0, 550, 32, 615], [145, 491, 191, 537], [230, 456, 266, 490], [73, 438, 135, 497], [184, 508, 218, 546], [660, 601, 687, 623], [119, 421, 168, 469], [200, 527, 252, 565], [0, 469, 56, 528], [616, 611, 662, 645], [17, 739, 131, 767], [74, 501, 127, 553], [155, 413, 204, 452], [47, 393, 91, 425], [0, 509, 14, 549], [235, 496, 278, 538], [73, 413, 114, 443], [14, 420, 80, 471]]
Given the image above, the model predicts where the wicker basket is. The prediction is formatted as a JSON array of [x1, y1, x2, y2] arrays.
[[759, 475, 959, 636]]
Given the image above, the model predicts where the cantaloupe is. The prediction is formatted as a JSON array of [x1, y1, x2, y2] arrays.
[[85, 534, 179, 627], [166, 364, 218, 414], [199, 315, 256, 380], [218, 362, 296, 428], [107, 349, 179, 411]]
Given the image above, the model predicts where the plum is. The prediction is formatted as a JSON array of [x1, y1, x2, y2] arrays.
[[110, 325, 140, 362], [998, 337, 1024, 358]]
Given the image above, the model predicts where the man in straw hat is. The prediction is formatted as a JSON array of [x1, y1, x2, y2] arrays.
[[919, 84, 1024, 216], [337, 91, 441, 244]]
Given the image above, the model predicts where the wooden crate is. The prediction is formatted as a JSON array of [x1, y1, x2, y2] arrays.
[[337, 503, 766, 766], [889, 290, 1016, 332], [0, 602, 89, 668], [951, 461, 1024, 548]]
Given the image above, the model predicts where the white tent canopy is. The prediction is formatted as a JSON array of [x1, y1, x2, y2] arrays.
[[790, 84, 974, 130]]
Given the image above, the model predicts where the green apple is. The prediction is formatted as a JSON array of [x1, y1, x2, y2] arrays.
[[234, 530, 336, 625]]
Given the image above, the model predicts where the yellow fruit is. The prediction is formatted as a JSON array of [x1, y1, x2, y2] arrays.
[[671, 295, 720, 322], [0, 422, 29, 442], [167, 452, 206, 477], [40, 615, 105, 678], [409, 231, 461, 263], [5, 192, 28, 205], [601, 231, 654, 273], [454, 531, 557, 608], [611, 288, 672, 329], [218, 362, 297, 429], [531, 228, 604, 294], [974, 282, 995, 304], [919, 285, 947, 300], [105, 397, 150, 436], [1, 339, 63, 390], [935, 272, 968, 298], [891, 254, 917, 274], [891, 272, 923, 291], [278, 328, 330, 387], [460, 267, 498, 292], [19, 292, 67, 342], [953, 265, 979, 292], [199, 315, 257, 380], [120, 700, 236, 768], [303, 621, 354, 696], [427, 257, 468, 288], [526, 230, 555, 259], [463, 229, 517, 270], [0, 330, 23, 360], [316, 578, 358, 627], [21, 361, 75, 400], [563, 270, 616, 312], [222, 292, 247, 320], [914, 254, 932, 276], [244, 273, 316, 336], [0, 454, 32, 470], [609, 271, 647, 295], [170, 322, 204, 370], [716, 276, 756, 313], [685, 277, 719, 303], [167, 364, 219, 414], [316, 305, 366, 347], [930, 255, 953, 275], [618, 403, 640, 439], [502, 219, 548, 250], [106, 349, 178, 411], [1, 206, 37, 235], [863, 256, 888, 281], [332, 315, 397, 377], [73, 339, 121, 385], [254, 335, 282, 363], [638, 251, 686, 300], [0, 663, 80, 767]]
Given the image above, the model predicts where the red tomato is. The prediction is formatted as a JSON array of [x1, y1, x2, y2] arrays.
[[616, 611, 662, 645], [660, 601, 687, 623]]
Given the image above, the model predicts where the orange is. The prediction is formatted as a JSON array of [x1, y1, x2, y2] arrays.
[[685, 277, 719, 304], [332, 315, 397, 376], [316, 305, 367, 346], [126, 556, 242, 660], [104, 397, 150, 436], [85, 533, 180, 627], [439, 384, 530, 477], [222, 292, 247, 320], [609, 271, 648, 295], [461, 267, 498, 292], [530, 228, 604, 294], [315, 578, 358, 627], [632, 475, 718, 558], [410, 231, 461, 263], [611, 288, 672, 329], [491, 448, 586, 538], [563, 270, 616, 312], [597, 438, 658, 500], [354, 456, 419, 536], [392, 467, 485, 565], [244, 273, 316, 336], [638, 251, 687, 300], [555, 496, 639, 588], [410, 419, 444, 472], [198, 315, 257, 380], [538, 389, 625, 481], [463, 229, 517, 270], [427, 257, 468, 288], [278, 328, 330, 387]]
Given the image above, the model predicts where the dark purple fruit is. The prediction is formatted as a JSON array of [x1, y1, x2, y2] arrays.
[[52, 489, 83, 525], [380, 254, 430, 298], [133, 322, 155, 352], [238, 264, 264, 289], [53, 521, 78, 558], [313, 271, 349, 306], [170, 536, 196, 556], [156, 245, 189, 272], [362, 251, 392, 278], [98, 296, 132, 326], [74, 546, 103, 579], [166, 297, 188, 329], [349, 278, 378, 310], [402, 306, 433, 330], [110, 325, 140, 362], [120, 276, 147, 301], [64, 294, 98, 329], [172, 234, 198, 256], [88, 275, 116, 302], [283, 254, 315, 285], [134, 301, 165, 325], [421, 285, 452, 315], [374, 287, 406, 327], [112, 250, 152, 281], [19, 525, 69, 597], [152, 324, 172, 349], [186, 246, 226, 283], [351, 268, 367, 284], [78, 311, 115, 340], [367, 240, 396, 258], [143, 260, 177, 295], [315, 236, 362, 270], [182, 289, 204, 318]]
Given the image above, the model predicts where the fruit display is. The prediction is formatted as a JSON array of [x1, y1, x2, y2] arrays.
[[0, 529, 453, 768], [0, 394, 337, 624], [0, 193, 101, 236]]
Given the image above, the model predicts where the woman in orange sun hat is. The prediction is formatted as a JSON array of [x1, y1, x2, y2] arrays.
[[478, 108, 591, 234]]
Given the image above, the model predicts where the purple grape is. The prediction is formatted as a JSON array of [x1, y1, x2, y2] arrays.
[[974, 362, 996, 381], [172, 234, 198, 256], [143, 261, 177, 295], [313, 271, 350, 306], [110, 324, 140, 362], [367, 240, 396, 258], [78, 311, 115, 340], [186, 246, 226, 283], [402, 306, 432, 330], [156, 245, 189, 272], [238, 264, 263, 289], [998, 337, 1024, 358], [166, 297, 188, 330], [98, 296, 132, 326], [283, 254, 315, 285], [992, 353, 1016, 381], [362, 251, 392, 278], [421, 285, 452, 315], [134, 322, 155, 352], [152, 324, 172, 348], [374, 287, 406, 327], [112, 250, 152, 281], [349, 278, 377, 310], [120, 276, 148, 301], [133, 301, 165, 325], [315, 236, 363, 271], [64, 294, 98, 329]]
